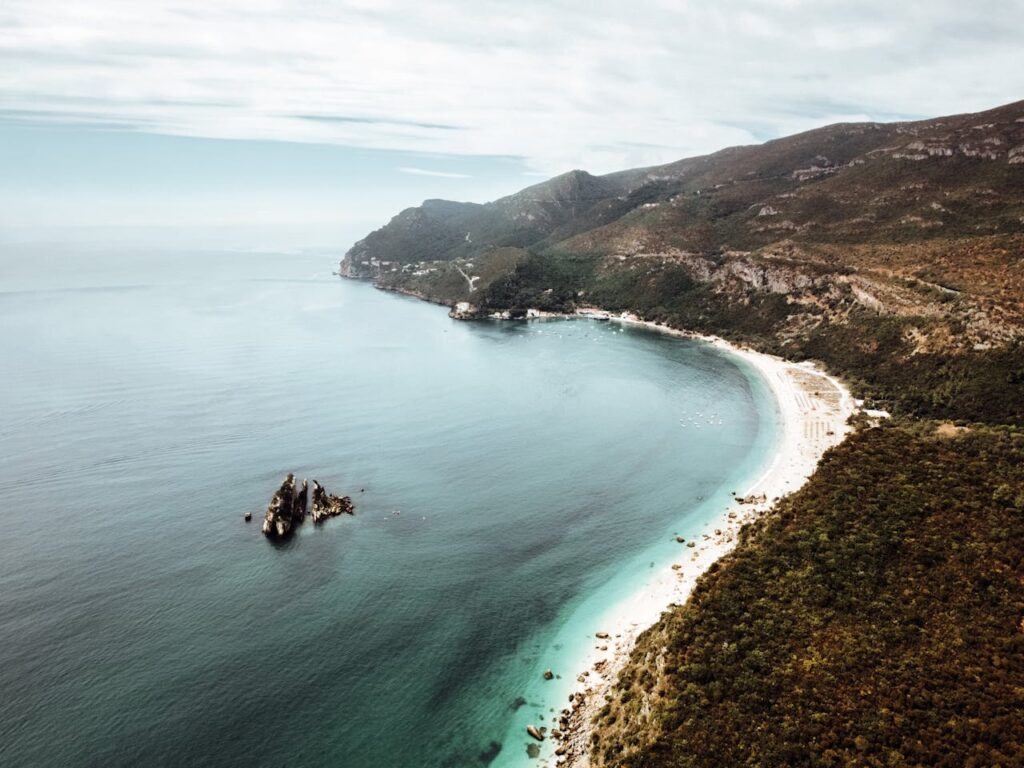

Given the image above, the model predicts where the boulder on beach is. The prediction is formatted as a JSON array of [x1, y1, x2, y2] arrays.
[[737, 492, 768, 505]]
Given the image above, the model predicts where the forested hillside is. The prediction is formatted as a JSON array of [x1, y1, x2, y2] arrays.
[[590, 424, 1024, 768], [342, 100, 1024, 423]]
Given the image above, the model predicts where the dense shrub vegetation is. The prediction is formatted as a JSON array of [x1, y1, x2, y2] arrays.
[[793, 319, 1024, 425], [592, 426, 1024, 768]]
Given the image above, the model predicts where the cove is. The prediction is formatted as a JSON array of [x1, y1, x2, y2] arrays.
[[0, 246, 777, 768]]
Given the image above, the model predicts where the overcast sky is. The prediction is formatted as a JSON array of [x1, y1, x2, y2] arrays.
[[3, 0, 1023, 246]]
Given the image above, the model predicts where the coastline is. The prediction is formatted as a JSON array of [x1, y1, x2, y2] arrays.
[[351, 280, 860, 766], [538, 309, 857, 767]]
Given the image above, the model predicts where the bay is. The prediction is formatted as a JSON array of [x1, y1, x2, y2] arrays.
[[0, 245, 777, 767]]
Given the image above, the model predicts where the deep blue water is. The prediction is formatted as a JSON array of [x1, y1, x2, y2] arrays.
[[0, 246, 777, 767]]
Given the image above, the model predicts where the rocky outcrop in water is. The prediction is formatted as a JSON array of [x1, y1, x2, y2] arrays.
[[311, 480, 354, 523], [262, 474, 308, 539], [260, 474, 355, 539]]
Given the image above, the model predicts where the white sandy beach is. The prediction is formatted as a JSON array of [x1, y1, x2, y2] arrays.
[[544, 309, 857, 767]]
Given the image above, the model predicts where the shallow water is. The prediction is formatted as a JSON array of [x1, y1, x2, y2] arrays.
[[0, 246, 777, 767]]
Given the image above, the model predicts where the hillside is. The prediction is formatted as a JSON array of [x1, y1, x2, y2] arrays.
[[344, 100, 1024, 277], [342, 99, 1024, 423]]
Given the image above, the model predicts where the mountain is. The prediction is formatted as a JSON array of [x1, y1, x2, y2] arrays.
[[342, 100, 1024, 270], [341, 168, 642, 272]]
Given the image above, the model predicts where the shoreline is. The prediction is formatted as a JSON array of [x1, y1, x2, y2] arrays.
[[348, 279, 860, 766], [533, 308, 857, 767]]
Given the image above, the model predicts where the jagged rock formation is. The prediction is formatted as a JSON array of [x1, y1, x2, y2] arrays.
[[310, 480, 354, 524], [261, 475, 354, 539], [262, 474, 307, 539]]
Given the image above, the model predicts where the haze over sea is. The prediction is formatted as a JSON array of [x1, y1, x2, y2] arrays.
[[0, 245, 777, 767]]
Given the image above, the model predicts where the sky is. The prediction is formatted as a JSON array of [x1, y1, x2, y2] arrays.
[[2, 0, 1023, 248]]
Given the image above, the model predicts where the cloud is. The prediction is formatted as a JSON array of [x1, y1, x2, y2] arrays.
[[295, 114, 460, 131], [3, 0, 1024, 175], [397, 166, 471, 178]]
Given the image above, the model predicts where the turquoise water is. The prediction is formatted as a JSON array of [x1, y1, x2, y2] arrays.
[[0, 245, 777, 767]]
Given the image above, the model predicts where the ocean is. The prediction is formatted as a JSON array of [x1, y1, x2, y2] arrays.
[[0, 245, 777, 767]]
